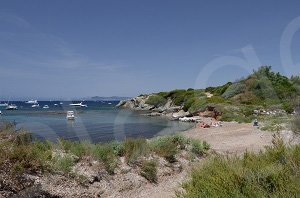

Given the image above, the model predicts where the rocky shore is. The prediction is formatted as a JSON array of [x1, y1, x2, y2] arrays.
[[116, 95, 220, 121]]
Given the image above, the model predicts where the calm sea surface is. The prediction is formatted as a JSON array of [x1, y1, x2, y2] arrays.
[[0, 101, 193, 143]]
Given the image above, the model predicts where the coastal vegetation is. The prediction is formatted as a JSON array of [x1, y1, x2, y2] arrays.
[[0, 122, 209, 196], [149, 66, 300, 110], [118, 66, 300, 125], [179, 135, 300, 197]]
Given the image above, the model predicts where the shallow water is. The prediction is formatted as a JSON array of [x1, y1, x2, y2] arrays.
[[0, 101, 193, 143]]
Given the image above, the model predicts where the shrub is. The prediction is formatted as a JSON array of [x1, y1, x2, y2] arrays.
[[146, 95, 167, 107], [58, 139, 92, 159], [282, 101, 293, 114], [150, 136, 178, 163], [171, 134, 190, 149], [222, 83, 246, 99], [205, 82, 232, 96], [188, 98, 207, 113], [140, 160, 157, 183], [190, 139, 209, 156], [110, 141, 125, 156], [180, 137, 300, 197], [183, 97, 196, 112], [291, 115, 300, 134], [92, 143, 117, 174], [123, 138, 149, 164], [206, 96, 226, 103], [52, 155, 75, 174]]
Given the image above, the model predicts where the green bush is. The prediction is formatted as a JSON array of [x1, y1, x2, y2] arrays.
[[52, 155, 75, 174], [58, 139, 92, 159], [92, 143, 117, 174], [146, 95, 167, 107], [206, 96, 226, 103], [171, 134, 190, 149], [188, 98, 207, 113], [123, 138, 149, 164], [110, 141, 125, 156], [190, 139, 209, 156], [222, 83, 246, 99], [150, 136, 178, 163], [205, 82, 232, 96], [183, 97, 196, 112], [291, 115, 300, 134], [180, 137, 300, 197], [282, 101, 293, 114], [140, 160, 157, 183]]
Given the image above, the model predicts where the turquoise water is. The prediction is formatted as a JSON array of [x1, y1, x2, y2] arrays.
[[0, 101, 193, 143]]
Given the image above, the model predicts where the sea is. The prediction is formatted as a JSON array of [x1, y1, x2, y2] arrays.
[[0, 101, 193, 143]]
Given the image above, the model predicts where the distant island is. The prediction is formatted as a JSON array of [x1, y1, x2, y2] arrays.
[[87, 96, 131, 101]]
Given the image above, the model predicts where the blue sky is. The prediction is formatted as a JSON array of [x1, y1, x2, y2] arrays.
[[0, 0, 300, 99]]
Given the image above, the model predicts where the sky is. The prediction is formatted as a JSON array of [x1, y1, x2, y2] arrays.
[[0, 0, 300, 100]]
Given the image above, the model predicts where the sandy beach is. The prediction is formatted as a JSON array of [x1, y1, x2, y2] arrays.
[[130, 122, 275, 198], [184, 122, 274, 155]]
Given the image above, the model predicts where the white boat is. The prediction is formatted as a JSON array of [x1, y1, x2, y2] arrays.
[[26, 100, 38, 104], [54, 104, 58, 106], [0, 110, 2, 115], [43, 105, 49, 109], [108, 102, 112, 105], [31, 104, 40, 108], [6, 104, 18, 110], [66, 111, 75, 120], [60, 102, 63, 105], [69, 102, 87, 107], [0, 102, 8, 107]]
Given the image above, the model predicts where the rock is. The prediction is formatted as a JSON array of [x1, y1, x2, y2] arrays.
[[116, 100, 127, 107], [172, 110, 189, 119], [72, 161, 105, 184], [145, 112, 161, 117], [179, 116, 201, 122]]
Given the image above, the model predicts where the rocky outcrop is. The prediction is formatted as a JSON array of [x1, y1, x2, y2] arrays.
[[117, 96, 223, 121], [116, 95, 155, 111], [198, 105, 222, 119], [172, 110, 190, 119], [116, 95, 187, 120]]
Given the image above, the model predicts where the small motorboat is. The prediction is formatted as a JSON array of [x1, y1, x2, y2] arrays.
[[26, 100, 38, 104], [81, 104, 88, 107], [43, 105, 49, 109], [54, 104, 58, 106], [66, 111, 75, 120], [0, 102, 8, 107], [0, 110, 2, 115], [70, 102, 87, 108], [31, 103, 40, 108], [60, 102, 63, 105], [6, 104, 18, 110]]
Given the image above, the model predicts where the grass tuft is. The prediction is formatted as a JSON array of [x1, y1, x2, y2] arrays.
[[140, 160, 157, 183], [180, 136, 300, 197]]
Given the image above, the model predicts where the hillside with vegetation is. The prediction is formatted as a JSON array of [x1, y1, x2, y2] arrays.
[[118, 66, 300, 124]]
